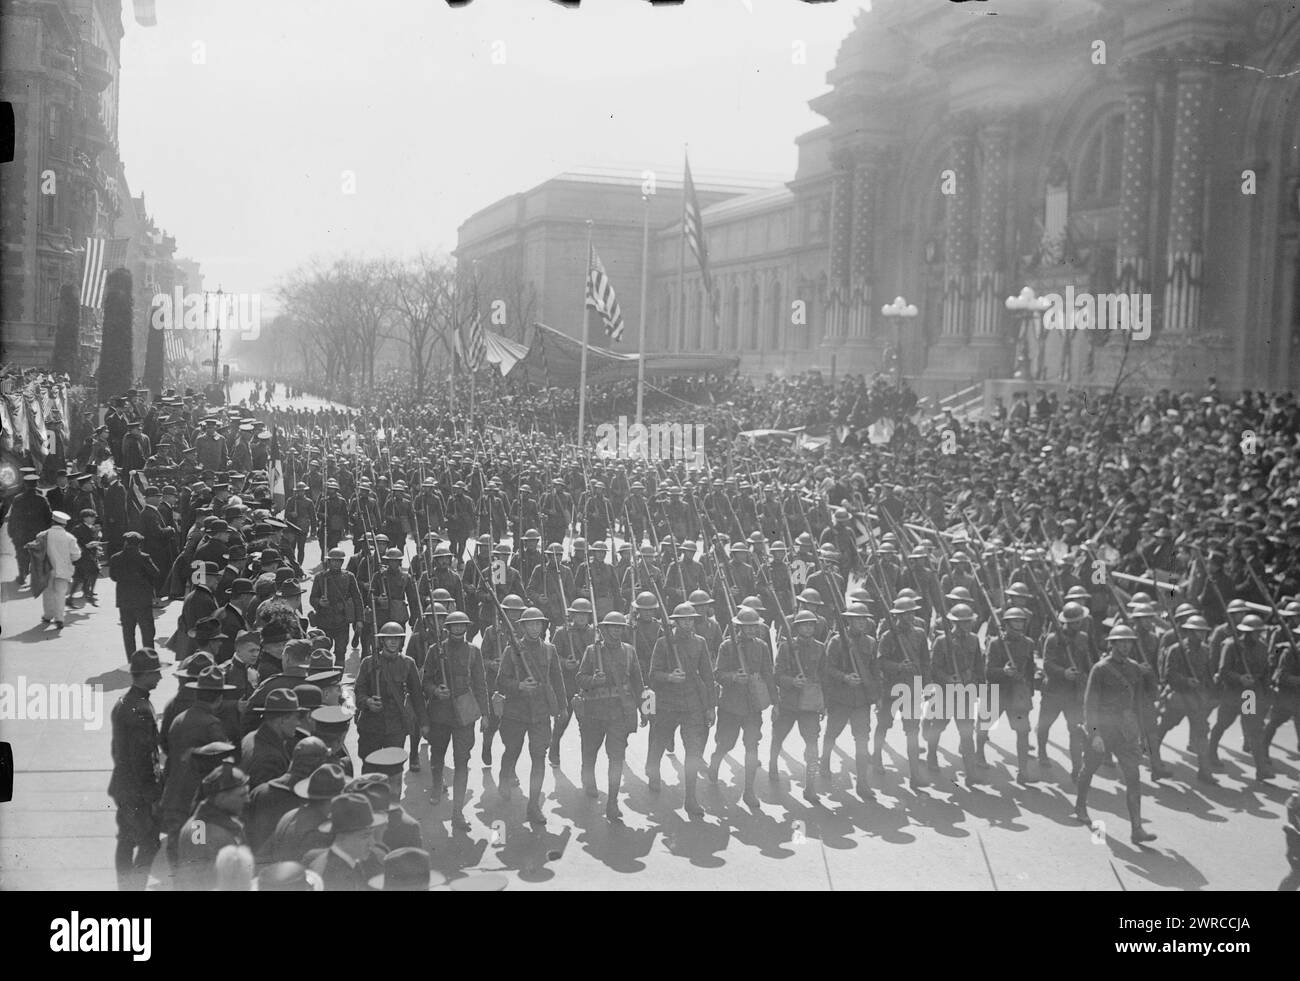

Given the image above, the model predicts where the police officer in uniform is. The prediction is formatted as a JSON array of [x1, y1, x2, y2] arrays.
[[108, 648, 164, 890]]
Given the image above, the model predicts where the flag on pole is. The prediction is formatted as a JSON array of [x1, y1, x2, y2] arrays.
[[80, 237, 107, 309], [683, 153, 720, 338], [460, 284, 486, 371], [585, 244, 624, 342]]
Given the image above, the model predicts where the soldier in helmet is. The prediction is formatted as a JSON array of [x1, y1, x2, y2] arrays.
[[1037, 601, 1095, 782], [575, 611, 646, 821], [310, 547, 363, 667], [874, 593, 933, 786], [355, 621, 427, 764], [539, 478, 572, 547], [527, 543, 575, 636], [461, 535, 496, 641], [412, 476, 446, 545], [479, 594, 527, 768], [708, 606, 774, 808], [370, 549, 421, 632], [514, 528, 544, 588], [646, 603, 716, 816], [445, 480, 476, 562], [820, 601, 880, 799], [426, 542, 465, 614], [770, 608, 826, 802], [923, 602, 985, 788], [781, 588, 830, 645], [688, 589, 724, 665], [978, 607, 1039, 782], [1074, 624, 1158, 844], [630, 591, 664, 679], [421, 610, 487, 829], [1210, 613, 1275, 782], [1154, 614, 1217, 783], [549, 597, 595, 766], [496, 607, 568, 824], [577, 540, 620, 618]]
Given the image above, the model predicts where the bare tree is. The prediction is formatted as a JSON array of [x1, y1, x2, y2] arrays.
[[386, 253, 457, 399]]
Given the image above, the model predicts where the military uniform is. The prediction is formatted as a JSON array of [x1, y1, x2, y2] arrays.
[[709, 633, 774, 796], [108, 682, 163, 890], [575, 634, 644, 812], [422, 630, 488, 819], [821, 625, 880, 793], [646, 628, 715, 810], [1037, 626, 1095, 778], [496, 633, 567, 818]]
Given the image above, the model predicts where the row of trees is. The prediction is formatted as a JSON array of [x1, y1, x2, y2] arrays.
[[237, 253, 537, 400]]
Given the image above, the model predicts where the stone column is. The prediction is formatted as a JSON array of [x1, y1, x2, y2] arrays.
[[825, 148, 855, 341], [941, 120, 977, 338], [848, 146, 878, 339], [1116, 59, 1158, 296], [972, 115, 1012, 336], [1163, 49, 1214, 332]]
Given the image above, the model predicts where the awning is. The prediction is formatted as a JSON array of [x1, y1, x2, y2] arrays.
[[515, 322, 738, 387]]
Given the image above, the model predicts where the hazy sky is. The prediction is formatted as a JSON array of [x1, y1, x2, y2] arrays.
[[117, 0, 867, 302]]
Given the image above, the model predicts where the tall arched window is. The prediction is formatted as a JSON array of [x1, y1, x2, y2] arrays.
[[769, 279, 783, 350], [748, 282, 761, 348]]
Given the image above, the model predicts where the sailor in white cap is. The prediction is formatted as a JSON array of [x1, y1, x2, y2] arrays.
[[39, 510, 82, 630]]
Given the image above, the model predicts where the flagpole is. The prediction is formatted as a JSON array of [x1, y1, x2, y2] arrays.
[[577, 219, 594, 448], [677, 145, 687, 353], [635, 193, 650, 427]]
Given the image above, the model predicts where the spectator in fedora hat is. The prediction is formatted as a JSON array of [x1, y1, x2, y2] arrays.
[[367, 847, 443, 891], [159, 666, 237, 859], [239, 638, 315, 736], [240, 688, 303, 791], [246, 736, 328, 856], [305, 793, 387, 891], [176, 763, 249, 891], [264, 762, 347, 864]]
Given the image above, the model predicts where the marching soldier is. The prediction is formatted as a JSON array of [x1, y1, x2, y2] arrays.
[[317, 479, 349, 552], [412, 477, 445, 544], [1154, 614, 1217, 783], [421, 610, 488, 830], [284, 482, 315, 566], [1074, 624, 1158, 844], [496, 607, 568, 825], [548, 597, 595, 767], [478, 594, 526, 768], [355, 622, 427, 763], [770, 609, 826, 802], [874, 594, 932, 787], [310, 548, 363, 667], [1210, 614, 1275, 782], [370, 548, 421, 630], [1037, 601, 1095, 782], [575, 611, 646, 821], [630, 591, 664, 679], [923, 603, 985, 787], [526, 543, 575, 634], [708, 607, 773, 808], [821, 602, 880, 799], [646, 603, 716, 816], [980, 607, 1038, 782]]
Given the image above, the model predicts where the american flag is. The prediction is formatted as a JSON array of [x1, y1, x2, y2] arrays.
[[461, 283, 486, 371], [585, 243, 624, 342], [164, 330, 188, 364], [79, 237, 107, 309], [683, 153, 720, 337]]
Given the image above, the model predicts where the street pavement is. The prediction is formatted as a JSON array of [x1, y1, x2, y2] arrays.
[[3, 525, 1295, 892]]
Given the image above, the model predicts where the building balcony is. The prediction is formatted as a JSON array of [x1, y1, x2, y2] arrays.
[[79, 41, 112, 93]]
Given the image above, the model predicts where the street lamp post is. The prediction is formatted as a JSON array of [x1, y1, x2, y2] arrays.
[[1005, 286, 1051, 380], [880, 295, 918, 389]]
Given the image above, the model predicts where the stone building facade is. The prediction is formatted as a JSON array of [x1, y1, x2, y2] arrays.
[[462, 0, 1300, 394]]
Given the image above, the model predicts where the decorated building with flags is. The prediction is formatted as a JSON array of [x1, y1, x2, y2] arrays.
[[455, 166, 774, 352], [1, 0, 196, 391], [454, 0, 1300, 394]]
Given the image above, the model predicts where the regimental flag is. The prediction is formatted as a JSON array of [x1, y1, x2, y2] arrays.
[[79, 237, 107, 309], [585, 243, 624, 342], [683, 153, 720, 336]]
